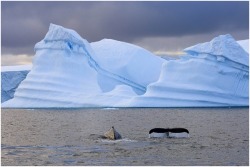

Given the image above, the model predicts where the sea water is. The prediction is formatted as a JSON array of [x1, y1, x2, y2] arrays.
[[1, 108, 248, 165]]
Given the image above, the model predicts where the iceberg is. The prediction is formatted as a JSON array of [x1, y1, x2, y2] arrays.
[[1, 24, 162, 108], [1, 24, 249, 108], [128, 34, 249, 107], [1, 65, 31, 103]]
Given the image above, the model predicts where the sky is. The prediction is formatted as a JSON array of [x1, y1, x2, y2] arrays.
[[1, 1, 249, 66]]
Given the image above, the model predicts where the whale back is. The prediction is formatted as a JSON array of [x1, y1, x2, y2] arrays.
[[104, 126, 122, 140]]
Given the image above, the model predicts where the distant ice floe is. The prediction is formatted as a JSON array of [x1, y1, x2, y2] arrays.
[[1, 65, 32, 72], [1, 65, 32, 103], [1, 70, 30, 103], [101, 108, 120, 110], [1, 24, 249, 108]]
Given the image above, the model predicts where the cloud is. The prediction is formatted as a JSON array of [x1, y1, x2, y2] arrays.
[[1, 1, 249, 63], [1, 54, 33, 66], [134, 29, 249, 54]]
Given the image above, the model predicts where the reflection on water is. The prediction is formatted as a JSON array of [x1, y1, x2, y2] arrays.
[[1, 108, 249, 165]]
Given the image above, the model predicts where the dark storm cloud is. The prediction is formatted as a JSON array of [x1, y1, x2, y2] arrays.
[[1, 1, 249, 55]]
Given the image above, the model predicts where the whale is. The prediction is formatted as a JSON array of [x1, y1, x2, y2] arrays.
[[104, 126, 122, 140], [149, 128, 189, 138]]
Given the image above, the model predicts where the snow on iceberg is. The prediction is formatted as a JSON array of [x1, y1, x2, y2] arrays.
[[128, 34, 249, 107], [1, 24, 249, 108]]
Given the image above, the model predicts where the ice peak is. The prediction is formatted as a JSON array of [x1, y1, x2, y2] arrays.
[[184, 34, 249, 66], [44, 23, 84, 45], [34, 24, 95, 56]]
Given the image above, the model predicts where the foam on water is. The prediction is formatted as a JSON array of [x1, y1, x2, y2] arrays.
[[100, 138, 137, 143]]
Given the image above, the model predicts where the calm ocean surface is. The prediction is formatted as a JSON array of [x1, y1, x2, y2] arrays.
[[1, 108, 249, 166]]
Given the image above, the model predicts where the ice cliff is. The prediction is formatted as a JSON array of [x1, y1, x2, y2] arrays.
[[1, 65, 32, 103], [1, 24, 249, 108]]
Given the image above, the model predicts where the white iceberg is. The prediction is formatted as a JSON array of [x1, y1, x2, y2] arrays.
[[2, 24, 162, 108], [2, 24, 102, 107], [128, 34, 249, 107], [1, 24, 249, 108]]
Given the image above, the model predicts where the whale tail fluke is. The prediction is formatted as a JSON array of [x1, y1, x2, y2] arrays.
[[149, 127, 189, 138]]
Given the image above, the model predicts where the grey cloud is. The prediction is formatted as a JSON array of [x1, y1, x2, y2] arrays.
[[1, 1, 249, 56]]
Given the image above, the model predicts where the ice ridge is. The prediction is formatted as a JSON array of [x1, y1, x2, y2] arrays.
[[35, 24, 146, 93], [184, 34, 249, 66]]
